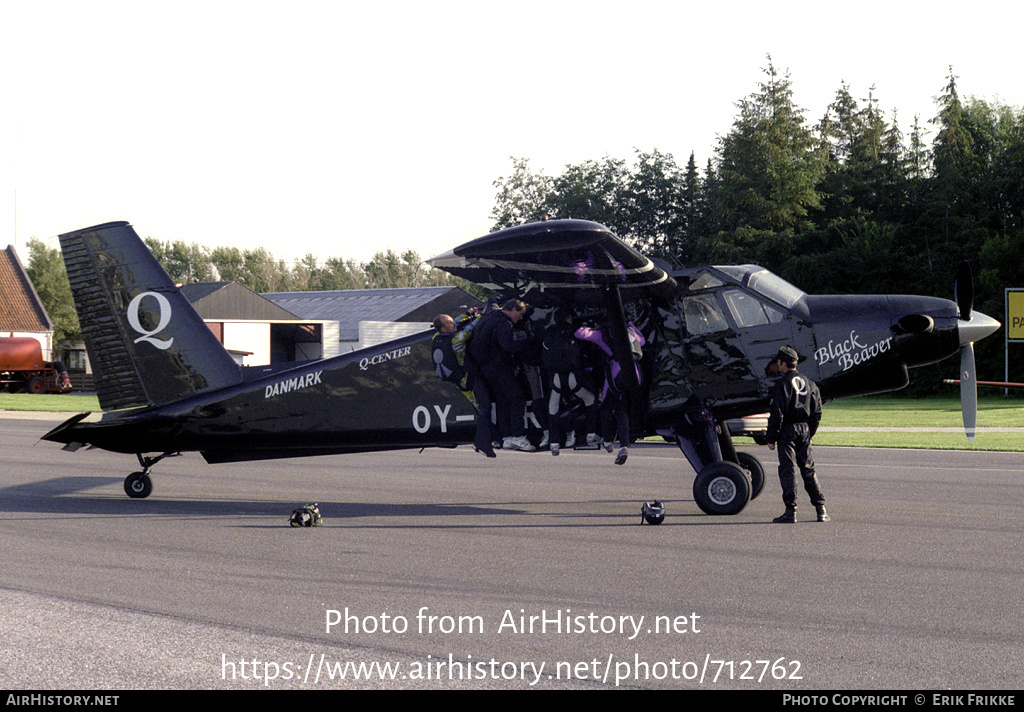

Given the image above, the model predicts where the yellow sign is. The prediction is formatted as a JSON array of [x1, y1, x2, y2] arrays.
[[1007, 290, 1024, 341]]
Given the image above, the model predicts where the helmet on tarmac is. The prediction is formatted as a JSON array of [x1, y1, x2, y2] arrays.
[[289, 503, 323, 527], [640, 500, 666, 525]]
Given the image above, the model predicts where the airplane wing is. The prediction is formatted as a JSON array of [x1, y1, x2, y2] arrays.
[[426, 219, 675, 305]]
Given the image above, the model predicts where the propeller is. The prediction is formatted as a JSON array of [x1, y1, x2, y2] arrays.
[[960, 340, 977, 441], [955, 260, 976, 440], [954, 260, 1000, 441], [955, 259, 973, 320]]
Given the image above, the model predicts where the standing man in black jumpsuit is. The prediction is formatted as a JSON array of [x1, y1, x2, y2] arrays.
[[766, 346, 829, 523], [469, 298, 535, 452]]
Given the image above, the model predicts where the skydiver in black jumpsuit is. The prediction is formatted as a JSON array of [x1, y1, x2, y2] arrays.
[[766, 346, 829, 523]]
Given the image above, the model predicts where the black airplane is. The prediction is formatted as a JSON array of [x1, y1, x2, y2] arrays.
[[43, 220, 999, 515]]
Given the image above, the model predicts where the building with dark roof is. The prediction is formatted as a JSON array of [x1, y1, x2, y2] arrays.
[[264, 286, 482, 351], [180, 281, 338, 365], [0, 245, 54, 357], [63, 280, 335, 386]]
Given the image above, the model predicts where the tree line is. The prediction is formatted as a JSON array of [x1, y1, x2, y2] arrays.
[[140, 240, 463, 294], [24, 238, 471, 350], [491, 62, 1024, 388], [26, 60, 1024, 386]]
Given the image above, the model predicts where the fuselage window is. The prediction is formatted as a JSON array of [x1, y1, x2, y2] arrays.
[[723, 289, 784, 328], [683, 294, 729, 335]]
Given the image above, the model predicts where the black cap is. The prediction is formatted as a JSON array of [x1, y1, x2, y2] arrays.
[[777, 345, 799, 365]]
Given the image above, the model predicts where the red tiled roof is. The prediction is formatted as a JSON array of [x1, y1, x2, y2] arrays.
[[0, 245, 51, 332]]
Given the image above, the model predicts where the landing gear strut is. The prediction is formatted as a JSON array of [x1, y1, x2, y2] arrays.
[[661, 401, 757, 516], [123, 452, 178, 499]]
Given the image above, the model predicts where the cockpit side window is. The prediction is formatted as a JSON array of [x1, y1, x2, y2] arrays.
[[744, 271, 805, 309], [723, 289, 784, 328], [715, 265, 806, 309], [683, 294, 729, 335], [688, 272, 725, 291]]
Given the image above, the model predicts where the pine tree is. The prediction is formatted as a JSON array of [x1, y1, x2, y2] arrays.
[[710, 58, 824, 263], [931, 68, 981, 240], [816, 84, 895, 224], [675, 151, 704, 264]]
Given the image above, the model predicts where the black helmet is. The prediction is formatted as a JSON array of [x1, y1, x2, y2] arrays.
[[289, 503, 323, 527], [640, 500, 665, 525]]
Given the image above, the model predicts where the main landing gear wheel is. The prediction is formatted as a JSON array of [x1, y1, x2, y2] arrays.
[[693, 461, 751, 515], [124, 472, 153, 499], [735, 451, 765, 501]]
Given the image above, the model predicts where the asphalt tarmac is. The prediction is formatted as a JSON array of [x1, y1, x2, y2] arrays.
[[2, 415, 1022, 690]]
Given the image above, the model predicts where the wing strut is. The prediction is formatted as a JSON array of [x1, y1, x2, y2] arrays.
[[601, 284, 644, 422]]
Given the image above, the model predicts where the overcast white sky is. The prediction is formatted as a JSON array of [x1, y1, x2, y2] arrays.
[[2, 1, 1021, 267]]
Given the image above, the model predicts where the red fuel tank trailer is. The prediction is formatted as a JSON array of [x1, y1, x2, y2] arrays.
[[0, 336, 72, 393]]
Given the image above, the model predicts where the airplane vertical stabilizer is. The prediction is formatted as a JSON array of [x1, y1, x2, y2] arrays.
[[59, 221, 242, 411]]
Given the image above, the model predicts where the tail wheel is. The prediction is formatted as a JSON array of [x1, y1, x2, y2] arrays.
[[736, 451, 766, 500], [693, 461, 751, 515], [124, 472, 153, 499]]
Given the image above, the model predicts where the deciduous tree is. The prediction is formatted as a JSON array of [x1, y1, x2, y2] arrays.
[[25, 238, 80, 350]]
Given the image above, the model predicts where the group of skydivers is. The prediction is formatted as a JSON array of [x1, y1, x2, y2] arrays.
[[433, 300, 830, 524], [432, 298, 644, 465]]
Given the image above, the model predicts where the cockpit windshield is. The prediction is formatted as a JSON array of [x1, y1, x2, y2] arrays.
[[715, 265, 806, 309]]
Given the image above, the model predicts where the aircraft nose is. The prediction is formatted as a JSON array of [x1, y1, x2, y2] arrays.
[[958, 311, 1000, 347]]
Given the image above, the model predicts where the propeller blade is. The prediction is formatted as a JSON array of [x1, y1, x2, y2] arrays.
[[960, 342, 977, 441], [955, 260, 973, 321]]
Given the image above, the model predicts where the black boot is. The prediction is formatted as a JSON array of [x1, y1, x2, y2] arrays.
[[773, 506, 796, 524], [815, 505, 830, 522]]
